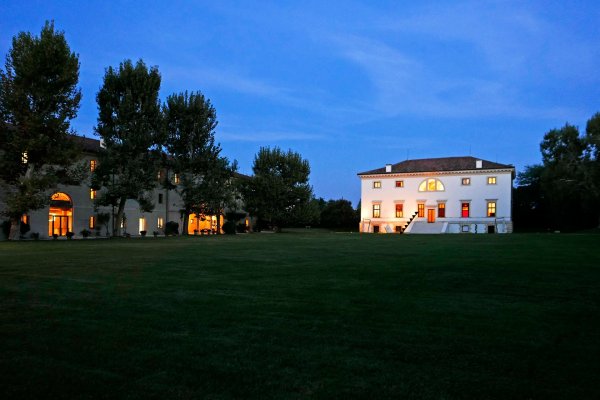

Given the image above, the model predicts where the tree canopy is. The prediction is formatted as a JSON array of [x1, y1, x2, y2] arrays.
[[163, 91, 237, 234], [93, 59, 163, 235], [0, 21, 82, 240], [514, 114, 600, 231], [242, 146, 313, 231]]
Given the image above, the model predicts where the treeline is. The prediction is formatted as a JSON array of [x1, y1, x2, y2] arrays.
[[514, 112, 600, 232], [0, 22, 324, 239]]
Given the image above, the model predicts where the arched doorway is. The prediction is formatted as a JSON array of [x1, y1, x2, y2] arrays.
[[48, 192, 73, 236], [187, 213, 224, 234]]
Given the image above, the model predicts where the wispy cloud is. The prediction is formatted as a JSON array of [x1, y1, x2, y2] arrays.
[[218, 130, 325, 142]]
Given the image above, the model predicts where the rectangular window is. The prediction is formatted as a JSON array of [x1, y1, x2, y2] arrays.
[[461, 202, 470, 218], [395, 203, 403, 218], [90, 189, 96, 200], [158, 193, 163, 204], [373, 181, 381, 189], [174, 173, 180, 184], [373, 225, 380, 233], [139, 218, 146, 233], [21, 214, 29, 225], [462, 178, 471, 185], [487, 201, 497, 217], [157, 217, 164, 229], [90, 160, 97, 172], [487, 176, 497, 185], [438, 203, 446, 218], [21, 152, 28, 164], [89, 216, 95, 229], [395, 226, 402, 233], [372, 204, 381, 218], [395, 180, 404, 188], [418, 203, 425, 218]]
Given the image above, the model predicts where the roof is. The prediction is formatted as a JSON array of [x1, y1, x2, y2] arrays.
[[358, 156, 514, 175], [72, 135, 102, 153]]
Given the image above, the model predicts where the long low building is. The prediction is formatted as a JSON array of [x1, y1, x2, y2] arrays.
[[358, 156, 515, 234], [2, 137, 250, 239]]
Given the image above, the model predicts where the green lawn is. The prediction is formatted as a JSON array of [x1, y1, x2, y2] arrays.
[[1, 233, 599, 399]]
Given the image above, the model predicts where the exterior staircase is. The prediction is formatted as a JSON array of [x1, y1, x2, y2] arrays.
[[401, 212, 419, 233]]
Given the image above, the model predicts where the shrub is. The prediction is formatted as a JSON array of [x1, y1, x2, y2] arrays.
[[223, 220, 237, 235], [153, 230, 159, 238], [165, 221, 179, 236], [236, 223, 247, 233], [80, 229, 91, 238], [30, 232, 40, 240], [140, 230, 147, 237], [20, 222, 30, 235], [66, 231, 74, 239], [52, 233, 58, 240]]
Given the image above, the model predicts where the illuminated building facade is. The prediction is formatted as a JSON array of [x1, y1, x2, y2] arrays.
[[358, 157, 515, 234]]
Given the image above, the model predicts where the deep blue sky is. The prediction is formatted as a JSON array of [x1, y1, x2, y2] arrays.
[[2, 1, 599, 205]]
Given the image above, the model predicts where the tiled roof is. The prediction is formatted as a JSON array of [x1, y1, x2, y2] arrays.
[[358, 156, 514, 175], [72, 135, 102, 153]]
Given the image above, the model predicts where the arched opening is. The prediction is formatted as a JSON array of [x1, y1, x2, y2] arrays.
[[48, 192, 73, 236], [187, 213, 224, 234], [418, 178, 445, 192]]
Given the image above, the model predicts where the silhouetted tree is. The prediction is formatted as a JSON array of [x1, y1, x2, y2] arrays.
[[0, 22, 83, 240], [93, 59, 162, 236]]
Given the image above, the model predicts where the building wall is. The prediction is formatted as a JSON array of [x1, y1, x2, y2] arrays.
[[9, 152, 248, 239], [359, 168, 514, 233]]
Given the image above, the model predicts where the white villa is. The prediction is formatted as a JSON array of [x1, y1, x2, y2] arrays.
[[358, 156, 515, 234]]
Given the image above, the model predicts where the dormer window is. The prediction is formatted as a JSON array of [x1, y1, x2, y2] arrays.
[[418, 178, 445, 192]]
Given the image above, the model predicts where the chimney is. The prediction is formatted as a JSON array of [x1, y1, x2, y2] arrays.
[[385, 164, 392, 173], [475, 159, 482, 169]]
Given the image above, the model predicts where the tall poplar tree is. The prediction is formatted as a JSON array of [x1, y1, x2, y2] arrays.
[[163, 91, 236, 234], [93, 59, 163, 236], [0, 21, 82, 240]]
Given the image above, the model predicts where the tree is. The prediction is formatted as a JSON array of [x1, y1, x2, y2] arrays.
[[584, 113, 600, 227], [163, 91, 237, 235], [320, 199, 360, 231], [242, 147, 313, 232], [93, 59, 163, 236], [0, 21, 82, 240]]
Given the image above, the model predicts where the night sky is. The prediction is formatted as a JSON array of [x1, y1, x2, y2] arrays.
[[2, 1, 599, 204]]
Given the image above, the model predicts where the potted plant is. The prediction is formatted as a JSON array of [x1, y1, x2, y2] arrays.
[[153, 230, 159, 238], [80, 229, 91, 238], [66, 231, 74, 240], [140, 230, 147, 237]]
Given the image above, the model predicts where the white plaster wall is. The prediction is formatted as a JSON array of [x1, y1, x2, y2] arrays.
[[359, 169, 513, 233]]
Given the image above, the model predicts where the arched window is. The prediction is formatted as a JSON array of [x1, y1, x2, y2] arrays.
[[418, 178, 445, 192], [49, 192, 73, 236]]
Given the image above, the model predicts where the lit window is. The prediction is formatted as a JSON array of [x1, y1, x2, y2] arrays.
[[372, 204, 381, 218], [418, 178, 445, 192], [487, 177, 497, 185], [462, 178, 471, 185], [418, 203, 425, 218], [373, 181, 381, 189], [21, 214, 29, 225], [139, 218, 146, 233], [157, 217, 164, 229], [395, 180, 404, 188], [438, 203, 446, 218], [157, 170, 163, 181], [90, 160, 97, 172], [461, 202, 470, 218], [173, 174, 180, 184], [395, 204, 403, 218], [21, 151, 28, 164], [90, 189, 96, 200], [158, 193, 163, 204], [487, 201, 496, 217], [89, 216, 95, 229]]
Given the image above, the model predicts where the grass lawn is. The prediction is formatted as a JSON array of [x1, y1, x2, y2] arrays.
[[1, 232, 599, 399]]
